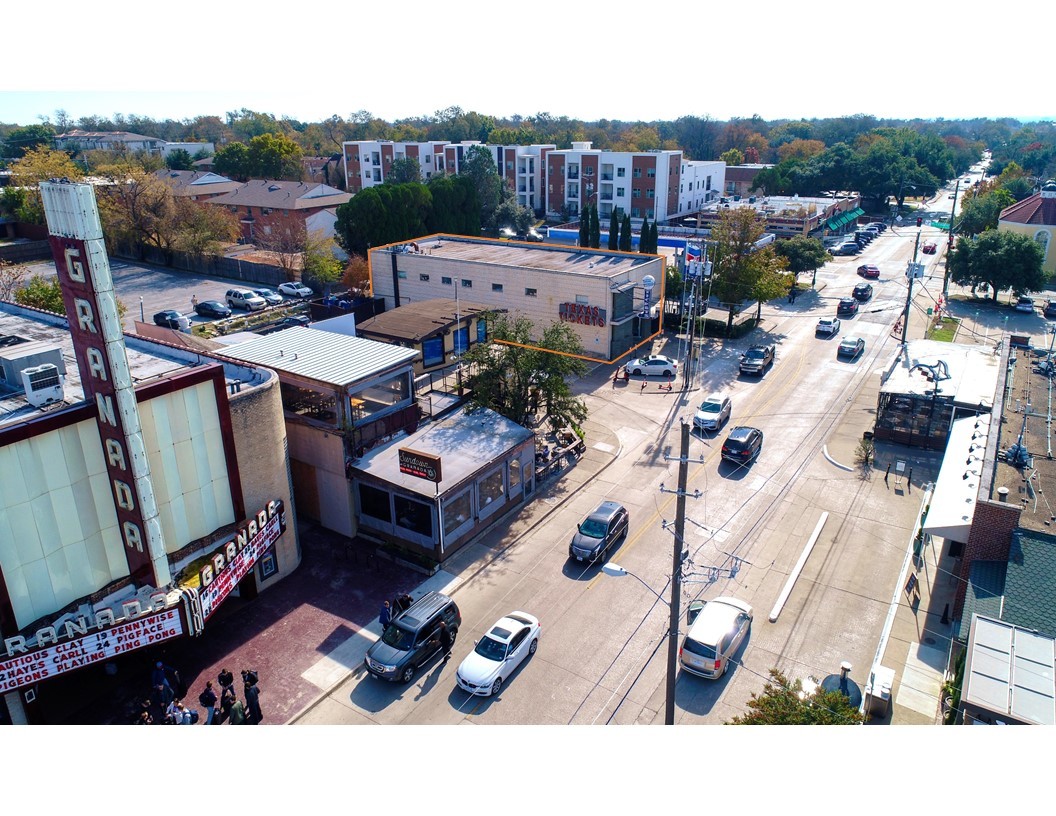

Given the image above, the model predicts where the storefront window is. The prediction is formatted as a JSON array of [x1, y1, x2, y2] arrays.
[[444, 490, 472, 536], [280, 382, 338, 425], [359, 484, 391, 523], [479, 468, 505, 509], [395, 495, 433, 538], [509, 458, 521, 492], [350, 373, 411, 422]]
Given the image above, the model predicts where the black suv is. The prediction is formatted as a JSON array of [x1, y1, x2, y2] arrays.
[[721, 426, 763, 466], [569, 501, 629, 564], [364, 592, 461, 683], [837, 297, 859, 317], [852, 283, 873, 302]]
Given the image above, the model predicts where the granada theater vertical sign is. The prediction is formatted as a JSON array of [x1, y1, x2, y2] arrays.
[[40, 181, 170, 589]]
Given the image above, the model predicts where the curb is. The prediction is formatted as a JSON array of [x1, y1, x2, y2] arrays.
[[823, 445, 855, 472]]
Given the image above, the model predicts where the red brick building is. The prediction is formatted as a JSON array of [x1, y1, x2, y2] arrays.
[[204, 180, 351, 245]]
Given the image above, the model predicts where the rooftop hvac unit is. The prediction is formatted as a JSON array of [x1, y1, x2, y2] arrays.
[[21, 363, 65, 408]]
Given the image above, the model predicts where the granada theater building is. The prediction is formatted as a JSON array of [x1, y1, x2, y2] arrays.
[[0, 182, 298, 724]]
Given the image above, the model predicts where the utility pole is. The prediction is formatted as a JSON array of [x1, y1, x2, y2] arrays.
[[902, 230, 922, 346], [943, 179, 961, 300], [665, 421, 690, 725]]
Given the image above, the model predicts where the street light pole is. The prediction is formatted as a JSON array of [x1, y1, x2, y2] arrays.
[[901, 229, 922, 347], [943, 179, 961, 300], [664, 421, 690, 725]]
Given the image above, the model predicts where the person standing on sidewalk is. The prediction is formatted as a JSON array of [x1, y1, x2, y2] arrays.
[[379, 600, 392, 627], [244, 678, 263, 724], [218, 683, 236, 724], [198, 681, 218, 725]]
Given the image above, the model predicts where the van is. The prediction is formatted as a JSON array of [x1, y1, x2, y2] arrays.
[[678, 596, 753, 679], [364, 591, 461, 683]]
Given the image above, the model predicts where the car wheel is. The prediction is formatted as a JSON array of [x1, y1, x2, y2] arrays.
[[400, 664, 415, 683], [529, 638, 538, 655], [491, 677, 502, 696], [632, 368, 642, 375]]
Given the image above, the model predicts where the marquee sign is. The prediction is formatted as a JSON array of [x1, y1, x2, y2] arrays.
[[40, 181, 168, 588], [559, 302, 606, 327], [0, 607, 184, 694], [399, 447, 442, 483]]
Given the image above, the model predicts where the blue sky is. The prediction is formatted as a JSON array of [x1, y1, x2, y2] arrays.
[[3, 2, 1044, 126]]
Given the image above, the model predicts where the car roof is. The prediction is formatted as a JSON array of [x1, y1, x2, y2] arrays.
[[702, 392, 728, 403], [394, 591, 454, 631], [489, 612, 537, 642], [686, 597, 753, 642], [841, 335, 863, 343], [588, 500, 625, 521], [840, 296, 856, 302], [727, 425, 759, 440]]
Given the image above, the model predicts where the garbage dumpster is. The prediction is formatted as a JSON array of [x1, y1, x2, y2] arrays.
[[864, 664, 895, 719]]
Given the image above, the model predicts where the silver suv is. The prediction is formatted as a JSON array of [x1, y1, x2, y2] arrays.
[[226, 288, 267, 311], [679, 596, 753, 679]]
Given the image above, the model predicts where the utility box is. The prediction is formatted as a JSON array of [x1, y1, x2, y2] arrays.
[[864, 664, 895, 719]]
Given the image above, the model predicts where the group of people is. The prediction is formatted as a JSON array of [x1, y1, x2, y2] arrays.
[[379, 593, 414, 627], [133, 663, 263, 724]]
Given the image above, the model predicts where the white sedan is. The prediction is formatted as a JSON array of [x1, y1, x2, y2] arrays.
[[278, 282, 314, 298], [624, 355, 678, 377], [456, 611, 540, 697]]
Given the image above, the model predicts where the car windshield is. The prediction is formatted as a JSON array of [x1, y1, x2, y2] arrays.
[[746, 349, 765, 359], [699, 400, 722, 413], [380, 623, 416, 651], [474, 636, 508, 662], [579, 518, 607, 538]]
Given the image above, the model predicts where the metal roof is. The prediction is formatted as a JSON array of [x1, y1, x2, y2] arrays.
[[963, 614, 1055, 725], [219, 326, 419, 386], [923, 412, 992, 544]]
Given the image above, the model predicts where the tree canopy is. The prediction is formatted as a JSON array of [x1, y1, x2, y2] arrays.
[[727, 669, 865, 725], [947, 230, 1046, 302], [461, 313, 588, 431], [710, 207, 790, 328], [213, 132, 303, 181], [6, 145, 85, 223]]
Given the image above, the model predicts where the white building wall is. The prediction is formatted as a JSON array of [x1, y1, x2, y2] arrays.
[[678, 160, 726, 214]]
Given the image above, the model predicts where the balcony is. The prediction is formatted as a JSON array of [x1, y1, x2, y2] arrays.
[[567, 170, 580, 180], [601, 173, 613, 181]]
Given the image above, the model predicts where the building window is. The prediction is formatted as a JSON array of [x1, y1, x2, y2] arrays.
[[576, 294, 589, 304], [584, 166, 594, 176], [398, 271, 407, 279], [617, 187, 625, 197], [647, 168, 656, 178], [461, 279, 472, 288], [442, 276, 452, 285], [349, 372, 412, 423], [632, 208, 640, 218], [422, 336, 444, 367], [261, 208, 271, 215], [1034, 230, 1051, 257], [633, 168, 642, 178], [420, 273, 430, 281], [477, 319, 487, 343], [509, 457, 522, 492], [632, 188, 641, 199], [359, 484, 391, 523], [706, 175, 712, 190], [647, 189, 655, 199], [394, 495, 433, 538], [525, 288, 537, 297], [478, 467, 505, 511], [492, 283, 503, 292], [444, 490, 472, 536], [617, 167, 626, 178]]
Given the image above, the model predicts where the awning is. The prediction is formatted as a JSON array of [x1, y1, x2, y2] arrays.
[[922, 413, 992, 544]]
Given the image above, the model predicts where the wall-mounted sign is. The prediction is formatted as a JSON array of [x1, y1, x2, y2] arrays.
[[399, 447, 443, 483], [0, 607, 184, 694], [198, 500, 287, 621], [559, 303, 606, 327]]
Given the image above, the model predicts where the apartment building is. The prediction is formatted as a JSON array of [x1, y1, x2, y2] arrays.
[[341, 140, 451, 193]]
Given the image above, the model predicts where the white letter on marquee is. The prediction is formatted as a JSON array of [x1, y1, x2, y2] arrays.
[[122, 521, 144, 552], [114, 480, 135, 511], [74, 298, 97, 333], [64, 247, 86, 283], [105, 439, 127, 470], [86, 347, 108, 382], [4, 636, 27, 657], [96, 393, 117, 427]]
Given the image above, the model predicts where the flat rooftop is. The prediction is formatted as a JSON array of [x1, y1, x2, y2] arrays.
[[881, 340, 1001, 407], [0, 302, 272, 429], [374, 235, 659, 279], [356, 299, 498, 342]]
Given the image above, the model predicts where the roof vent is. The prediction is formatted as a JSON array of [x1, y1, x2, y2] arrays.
[[997, 486, 1010, 501]]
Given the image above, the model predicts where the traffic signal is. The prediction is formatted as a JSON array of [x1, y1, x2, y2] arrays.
[[916, 217, 923, 227]]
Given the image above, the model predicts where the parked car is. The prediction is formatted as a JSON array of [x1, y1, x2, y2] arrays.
[[854, 230, 874, 245], [1044, 301, 1056, 319], [852, 283, 873, 302], [364, 592, 461, 683], [519, 228, 545, 242], [837, 336, 865, 358], [833, 242, 860, 256], [857, 264, 880, 279], [252, 287, 283, 306], [1015, 296, 1036, 313], [693, 393, 732, 433], [455, 611, 540, 697], [739, 344, 775, 376], [194, 300, 232, 319], [569, 501, 629, 564], [816, 317, 841, 337], [152, 310, 190, 331], [226, 288, 267, 311], [277, 282, 314, 298], [721, 426, 763, 466], [837, 297, 859, 317], [922, 241, 938, 255], [625, 355, 678, 377], [678, 596, 753, 679], [275, 315, 311, 329]]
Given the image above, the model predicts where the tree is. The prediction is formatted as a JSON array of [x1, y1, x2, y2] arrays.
[[302, 229, 344, 295], [608, 210, 619, 250], [728, 669, 864, 724], [334, 183, 432, 256], [164, 149, 193, 171], [948, 230, 1046, 303], [650, 220, 659, 255], [579, 206, 590, 247], [1, 124, 56, 160], [0, 259, 30, 300], [14, 276, 65, 313], [619, 213, 632, 251], [248, 133, 303, 180], [720, 148, 744, 166], [461, 313, 588, 430], [590, 205, 601, 249], [213, 142, 252, 180], [637, 216, 649, 253], [460, 145, 506, 232], [8, 146, 84, 223], [775, 236, 831, 287], [386, 157, 422, 185], [709, 207, 789, 331], [956, 189, 1014, 237], [425, 175, 480, 235]]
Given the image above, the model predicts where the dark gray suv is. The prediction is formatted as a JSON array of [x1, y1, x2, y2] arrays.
[[364, 592, 461, 683], [569, 501, 629, 564]]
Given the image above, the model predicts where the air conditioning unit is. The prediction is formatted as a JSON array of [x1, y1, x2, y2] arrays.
[[21, 363, 65, 408]]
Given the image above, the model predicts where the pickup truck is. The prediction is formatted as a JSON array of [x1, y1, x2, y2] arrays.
[[739, 344, 775, 376]]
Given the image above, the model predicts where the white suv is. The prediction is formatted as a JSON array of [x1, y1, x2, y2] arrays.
[[226, 289, 267, 311]]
